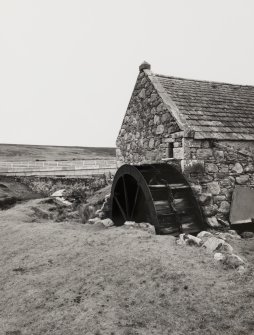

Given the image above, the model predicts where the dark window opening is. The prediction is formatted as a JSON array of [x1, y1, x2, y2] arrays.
[[167, 142, 174, 158]]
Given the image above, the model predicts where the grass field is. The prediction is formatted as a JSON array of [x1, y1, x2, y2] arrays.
[[0, 144, 116, 161], [0, 198, 253, 335]]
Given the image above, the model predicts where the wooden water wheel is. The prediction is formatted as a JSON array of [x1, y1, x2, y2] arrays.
[[110, 163, 205, 235]]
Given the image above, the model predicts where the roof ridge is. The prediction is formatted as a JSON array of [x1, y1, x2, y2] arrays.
[[155, 73, 254, 89]]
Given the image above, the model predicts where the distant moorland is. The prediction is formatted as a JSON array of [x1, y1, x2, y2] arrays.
[[0, 143, 116, 161]]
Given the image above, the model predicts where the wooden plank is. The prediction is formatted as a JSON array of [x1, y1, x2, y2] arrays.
[[230, 186, 254, 224]]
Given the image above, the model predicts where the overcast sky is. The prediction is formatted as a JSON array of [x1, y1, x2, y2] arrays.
[[0, 0, 254, 148]]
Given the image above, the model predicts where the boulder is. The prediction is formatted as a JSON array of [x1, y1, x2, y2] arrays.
[[214, 252, 226, 261], [206, 216, 220, 228], [204, 236, 233, 254], [50, 189, 72, 207], [99, 218, 114, 227], [197, 231, 213, 242], [203, 237, 225, 252], [219, 242, 233, 254], [51, 189, 66, 197], [223, 254, 245, 268], [185, 234, 203, 246], [54, 197, 72, 207], [176, 234, 202, 246]]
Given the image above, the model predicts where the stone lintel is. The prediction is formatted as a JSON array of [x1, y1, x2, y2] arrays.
[[171, 130, 195, 139], [162, 157, 180, 162], [164, 138, 174, 143]]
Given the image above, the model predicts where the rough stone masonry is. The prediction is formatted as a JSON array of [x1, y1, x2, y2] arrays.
[[116, 62, 254, 228]]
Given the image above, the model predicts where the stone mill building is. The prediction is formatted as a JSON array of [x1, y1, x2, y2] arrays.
[[116, 62, 254, 227]]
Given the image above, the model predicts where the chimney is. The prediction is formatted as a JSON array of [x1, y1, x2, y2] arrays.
[[139, 61, 151, 71]]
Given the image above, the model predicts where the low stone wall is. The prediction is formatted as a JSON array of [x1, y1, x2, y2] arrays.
[[6, 175, 111, 198]]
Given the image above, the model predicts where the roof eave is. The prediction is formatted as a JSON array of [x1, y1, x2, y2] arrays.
[[194, 132, 254, 141]]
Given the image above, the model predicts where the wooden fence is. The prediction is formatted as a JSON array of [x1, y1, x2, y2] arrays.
[[0, 159, 117, 177]]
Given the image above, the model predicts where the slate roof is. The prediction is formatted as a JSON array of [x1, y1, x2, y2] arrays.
[[155, 73, 254, 140]]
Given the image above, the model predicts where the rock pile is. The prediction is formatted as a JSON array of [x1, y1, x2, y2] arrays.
[[176, 230, 247, 271]]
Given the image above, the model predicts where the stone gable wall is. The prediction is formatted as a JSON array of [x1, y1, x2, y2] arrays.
[[182, 139, 254, 227], [116, 71, 180, 165]]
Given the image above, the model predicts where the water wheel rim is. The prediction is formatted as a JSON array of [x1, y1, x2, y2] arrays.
[[110, 164, 159, 227]]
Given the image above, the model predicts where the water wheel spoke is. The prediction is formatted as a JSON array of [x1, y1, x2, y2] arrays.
[[130, 185, 140, 220], [113, 195, 127, 221], [122, 176, 130, 219]]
